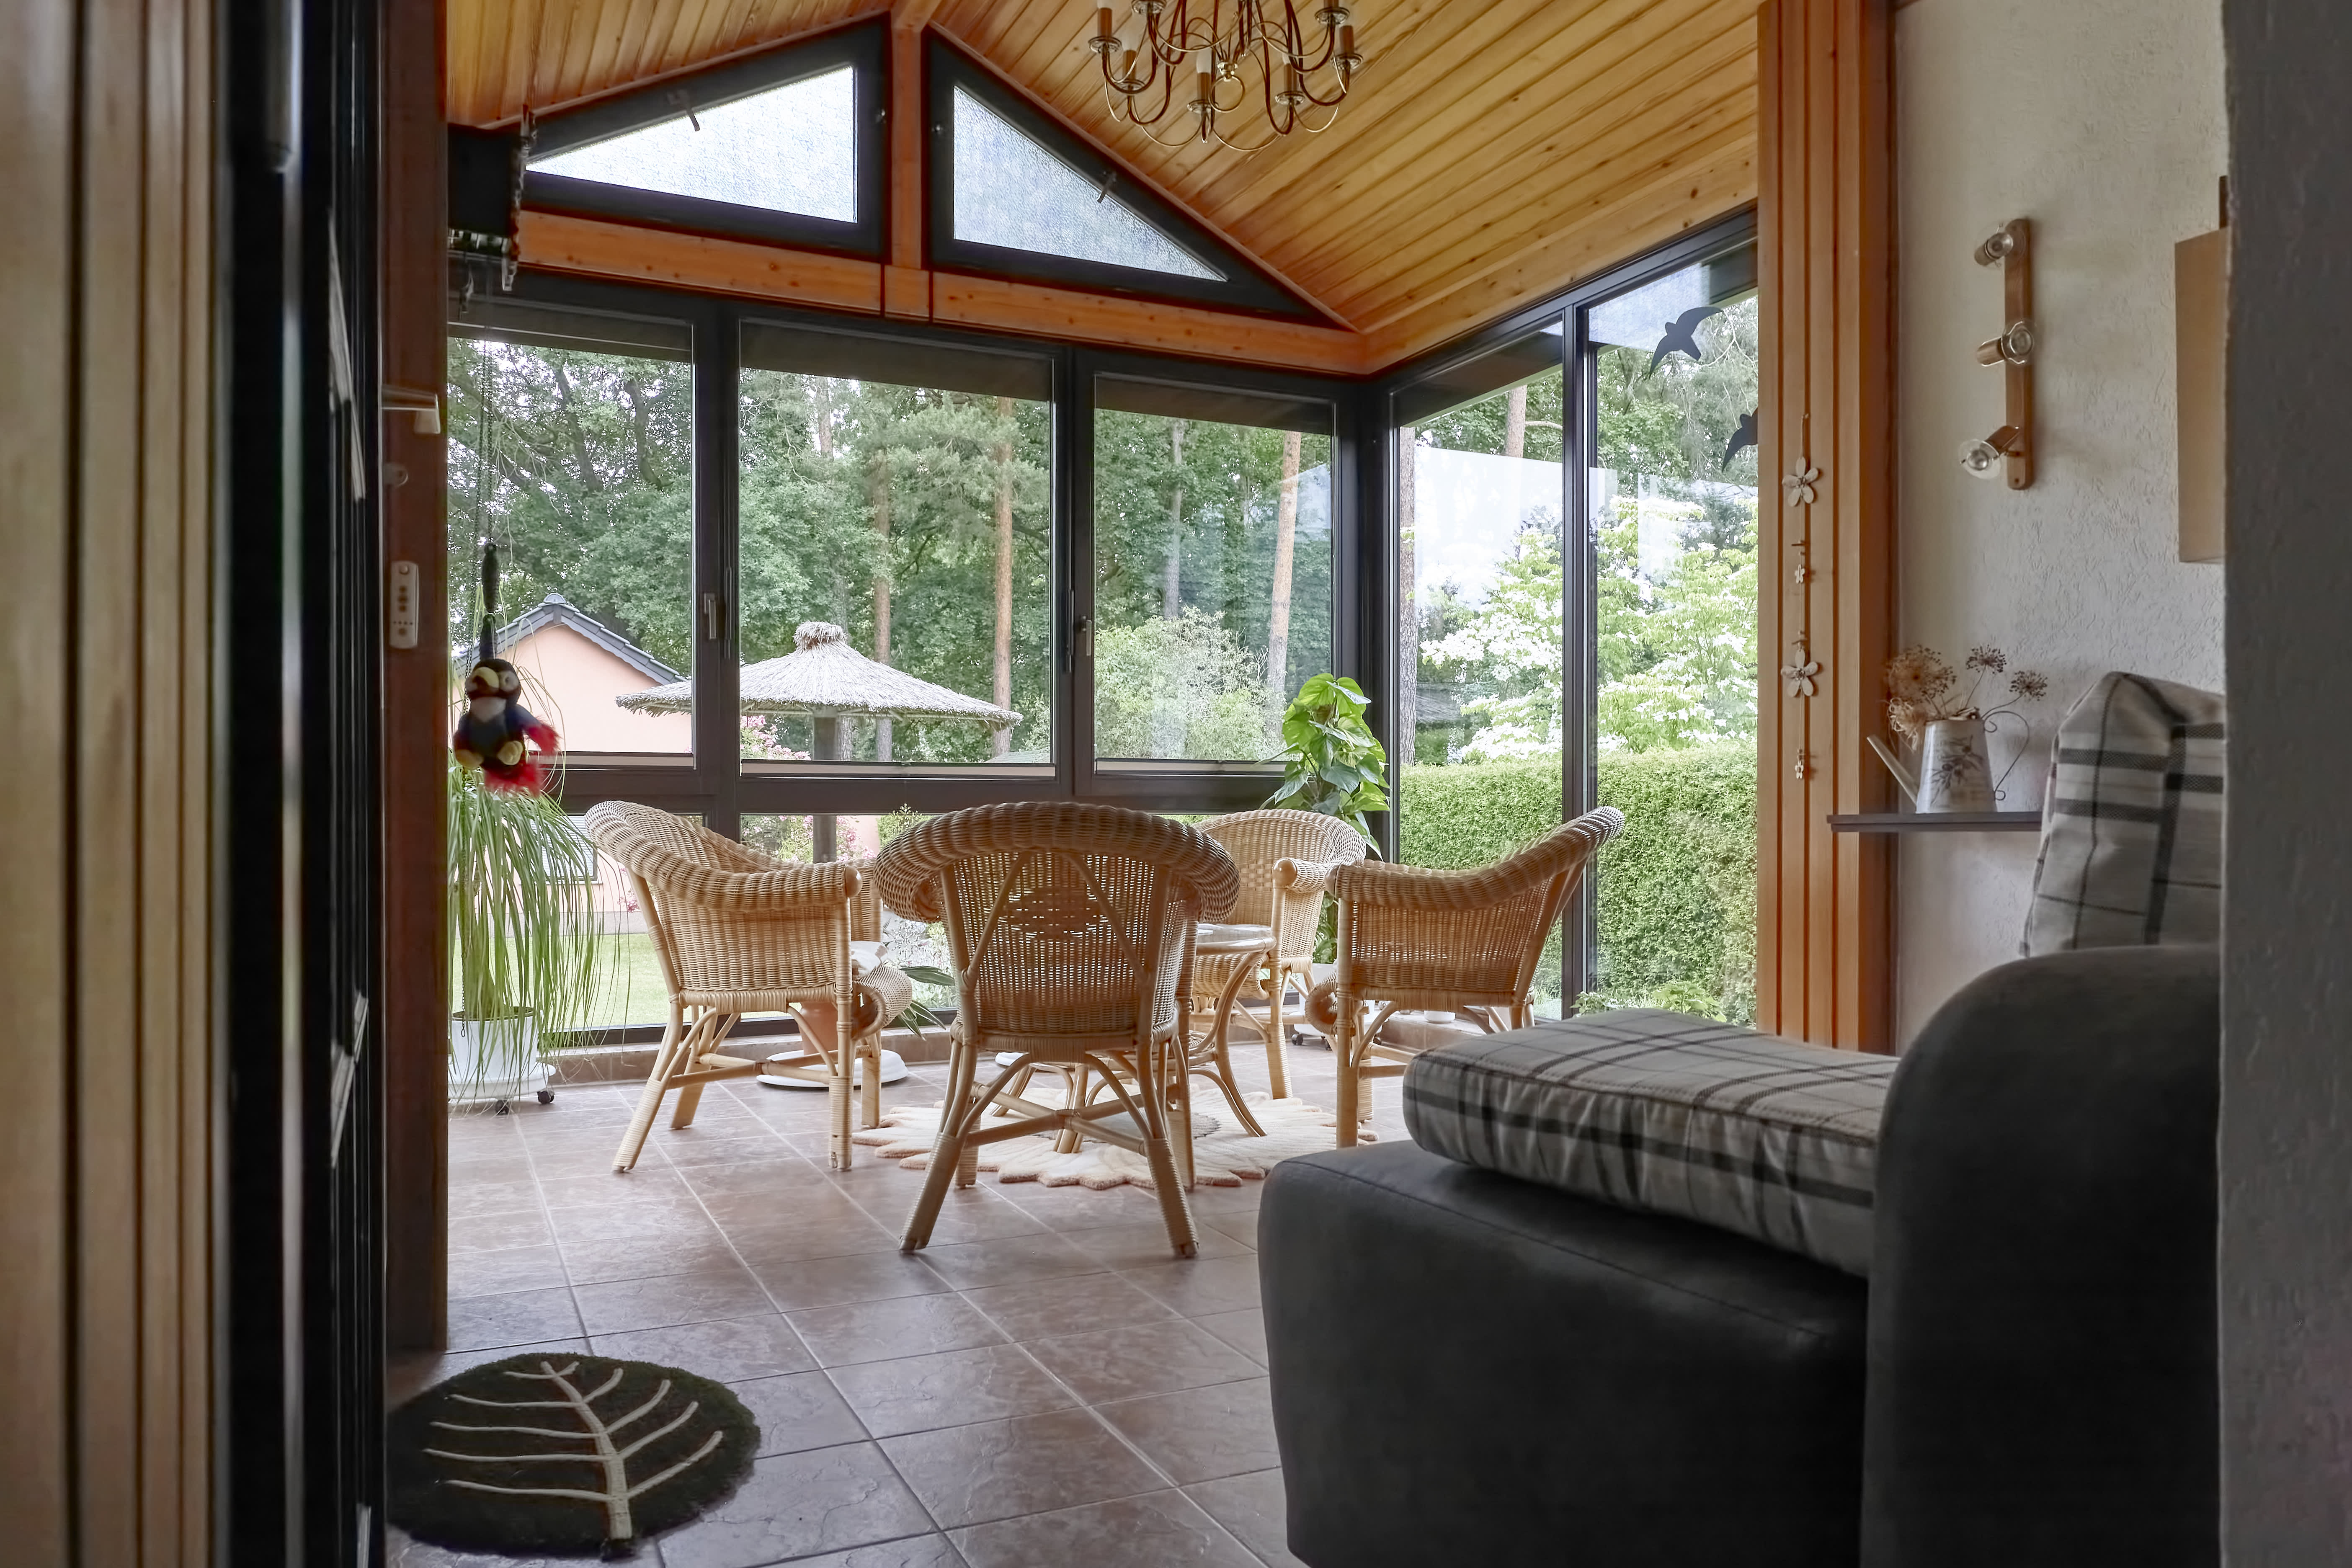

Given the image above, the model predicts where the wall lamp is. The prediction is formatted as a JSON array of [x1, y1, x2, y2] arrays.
[[1959, 219, 2035, 488]]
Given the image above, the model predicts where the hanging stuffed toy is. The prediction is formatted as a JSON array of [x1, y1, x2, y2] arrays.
[[452, 542, 559, 791]]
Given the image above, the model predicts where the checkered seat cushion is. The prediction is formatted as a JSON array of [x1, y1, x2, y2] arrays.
[[1402, 1010, 1896, 1276]]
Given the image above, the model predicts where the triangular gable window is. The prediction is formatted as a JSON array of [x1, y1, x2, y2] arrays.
[[928, 39, 1320, 320], [950, 88, 1220, 282], [521, 20, 885, 255], [533, 69, 857, 223]]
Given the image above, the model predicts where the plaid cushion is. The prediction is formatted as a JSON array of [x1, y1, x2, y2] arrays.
[[1403, 1010, 1894, 1275], [2022, 673, 2225, 956]]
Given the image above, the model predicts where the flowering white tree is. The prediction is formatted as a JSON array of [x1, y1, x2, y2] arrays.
[[1424, 493, 1758, 759]]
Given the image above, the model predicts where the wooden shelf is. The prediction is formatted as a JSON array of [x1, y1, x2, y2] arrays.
[[1828, 811, 2041, 834]]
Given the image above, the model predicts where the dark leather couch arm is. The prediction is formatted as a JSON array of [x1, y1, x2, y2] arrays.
[[1863, 945, 2219, 1568]]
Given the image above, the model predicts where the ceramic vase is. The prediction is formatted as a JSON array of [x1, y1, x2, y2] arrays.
[[1918, 718, 1995, 812]]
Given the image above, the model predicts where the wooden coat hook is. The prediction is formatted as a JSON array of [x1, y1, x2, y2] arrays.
[[1961, 218, 2035, 489]]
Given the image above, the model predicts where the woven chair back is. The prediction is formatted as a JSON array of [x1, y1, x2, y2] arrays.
[[1332, 808, 1623, 1004], [581, 800, 857, 1001], [1197, 809, 1367, 928], [875, 803, 1238, 1052]]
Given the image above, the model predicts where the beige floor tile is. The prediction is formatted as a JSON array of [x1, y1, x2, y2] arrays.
[[911, 1232, 1106, 1293], [788, 1292, 1008, 1369], [829, 1343, 1076, 1438], [1024, 1320, 1262, 1406], [1184, 1469, 1308, 1568], [958, 1270, 1177, 1344], [590, 1312, 815, 1380], [446, 1243, 567, 1300], [1096, 1377, 1280, 1485], [728, 1369, 869, 1457], [386, 1338, 588, 1409], [572, 1264, 773, 1336], [751, 1249, 952, 1312], [1191, 1308, 1269, 1369], [446, 1208, 554, 1255], [559, 1225, 743, 1287], [444, 1285, 584, 1353], [947, 1490, 1259, 1568], [761, 1536, 965, 1568], [1119, 1255, 1263, 1319], [655, 1443, 935, 1568], [1063, 1220, 1250, 1272], [879, 1407, 1161, 1529]]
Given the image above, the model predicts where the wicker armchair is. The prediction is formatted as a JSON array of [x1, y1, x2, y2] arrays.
[[1308, 808, 1624, 1146], [581, 802, 915, 1173], [873, 802, 1239, 1259], [1193, 810, 1368, 1102]]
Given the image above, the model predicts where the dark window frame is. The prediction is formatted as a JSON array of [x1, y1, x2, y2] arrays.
[[1371, 208, 1761, 1002], [521, 17, 889, 258], [449, 266, 1364, 837]]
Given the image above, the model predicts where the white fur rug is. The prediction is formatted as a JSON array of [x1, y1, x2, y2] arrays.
[[851, 1085, 1371, 1190]]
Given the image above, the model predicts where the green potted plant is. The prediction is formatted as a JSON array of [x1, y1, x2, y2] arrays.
[[1266, 672, 1390, 848], [448, 757, 607, 1110]]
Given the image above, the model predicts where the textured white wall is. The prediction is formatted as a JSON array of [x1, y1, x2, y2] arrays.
[[1890, 0, 2228, 1042], [2221, 0, 2352, 1552]]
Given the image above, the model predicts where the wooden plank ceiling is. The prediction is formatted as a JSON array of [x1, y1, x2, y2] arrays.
[[447, 0, 1759, 369]]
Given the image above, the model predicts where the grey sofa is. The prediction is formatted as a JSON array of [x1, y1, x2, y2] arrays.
[[1260, 946, 2219, 1568]]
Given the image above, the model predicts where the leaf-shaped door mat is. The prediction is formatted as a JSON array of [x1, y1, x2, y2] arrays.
[[388, 1354, 759, 1559]]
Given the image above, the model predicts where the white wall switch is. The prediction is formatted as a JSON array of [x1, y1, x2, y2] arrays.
[[388, 560, 420, 649]]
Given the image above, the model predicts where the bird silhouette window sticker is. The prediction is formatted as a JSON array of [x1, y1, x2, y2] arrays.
[[950, 87, 1221, 280], [529, 67, 859, 222]]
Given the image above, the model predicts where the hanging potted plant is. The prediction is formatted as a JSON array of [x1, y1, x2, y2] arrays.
[[447, 754, 606, 1110]]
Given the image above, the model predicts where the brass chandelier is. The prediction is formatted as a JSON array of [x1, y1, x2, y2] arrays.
[[1087, 3, 1363, 152]]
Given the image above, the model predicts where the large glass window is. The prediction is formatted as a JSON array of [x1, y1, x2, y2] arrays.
[[446, 299, 695, 758], [1584, 250, 1761, 1023], [1392, 328, 1571, 1008], [1091, 377, 1333, 764], [737, 323, 1055, 768]]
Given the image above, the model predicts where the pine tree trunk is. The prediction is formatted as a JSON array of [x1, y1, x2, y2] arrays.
[[870, 454, 893, 762], [1266, 429, 1302, 735], [1163, 419, 1186, 620], [1504, 383, 1528, 461], [992, 397, 1015, 758]]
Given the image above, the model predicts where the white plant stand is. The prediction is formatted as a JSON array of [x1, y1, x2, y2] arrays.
[[450, 1012, 557, 1114]]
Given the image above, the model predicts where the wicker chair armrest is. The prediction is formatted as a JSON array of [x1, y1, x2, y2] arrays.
[[1275, 857, 1341, 896], [1329, 808, 1623, 911]]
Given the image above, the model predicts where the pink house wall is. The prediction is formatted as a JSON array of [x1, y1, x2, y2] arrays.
[[503, 624, 691, 754]]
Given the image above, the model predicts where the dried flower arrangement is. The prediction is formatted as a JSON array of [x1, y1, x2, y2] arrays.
[[1885, 644, 2049, 743]]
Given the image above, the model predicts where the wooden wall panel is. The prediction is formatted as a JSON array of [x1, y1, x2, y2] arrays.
[[1755, 0, 1894, 1050], [386, 0, 453, 1353], [0, 0, 218, 1557]]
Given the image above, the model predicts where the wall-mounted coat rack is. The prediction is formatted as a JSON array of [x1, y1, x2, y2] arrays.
[[1960, 218, 2035, 489]]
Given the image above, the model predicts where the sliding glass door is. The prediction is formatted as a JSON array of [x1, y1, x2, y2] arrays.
[[1385, 220, 1759, 1019]]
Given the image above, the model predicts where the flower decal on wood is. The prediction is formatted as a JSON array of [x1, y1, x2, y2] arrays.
[[1781, 642, 1823, 699], [1783, 462, 1822, 507]]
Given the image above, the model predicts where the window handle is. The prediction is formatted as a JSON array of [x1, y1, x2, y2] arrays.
[[1074, 616, 1093, 659], [703, 592, 724, 641]]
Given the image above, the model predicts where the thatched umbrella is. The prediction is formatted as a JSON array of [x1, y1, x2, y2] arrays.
[[617, 621, 1019, 858]]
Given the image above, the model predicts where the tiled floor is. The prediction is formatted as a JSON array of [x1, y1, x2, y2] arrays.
[[388, 1024, 1411, 1568]]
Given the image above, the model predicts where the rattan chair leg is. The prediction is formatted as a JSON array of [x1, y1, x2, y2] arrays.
[[1333, 1002, 1362, 1150], [1264, 963, 1292, 1100], [612, 1011, 687, 1172], [826, 1073, 853, 1171], [860, 1039, 882, 1129], [1053, 1062, 1090, 1155], [903, 1041, 977, 1251]]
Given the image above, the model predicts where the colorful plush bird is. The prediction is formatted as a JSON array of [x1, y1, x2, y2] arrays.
[[1650, 305, 1724, 373], [453, 655, 558, 791], [452, 541, 558, 790]]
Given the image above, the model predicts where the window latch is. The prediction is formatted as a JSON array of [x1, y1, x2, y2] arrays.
[[703, 592, 724, 641], [1074, 616, 1093, 660]]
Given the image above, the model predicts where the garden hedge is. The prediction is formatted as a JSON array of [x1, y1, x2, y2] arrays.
[[1396, 741, 1757, 1022]]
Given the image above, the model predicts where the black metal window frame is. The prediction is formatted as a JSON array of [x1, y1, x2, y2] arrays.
[[522, 16, 890, 257], [456, 266, 1367, 838], [923, 35, 1325, 322], [1368, 208, 1761, 1001]]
